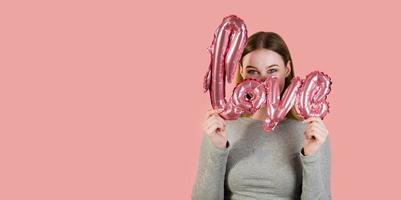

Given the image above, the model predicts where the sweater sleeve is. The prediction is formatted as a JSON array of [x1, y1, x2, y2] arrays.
[[299, 135, 332, 200], [191, 133, 230, 200]]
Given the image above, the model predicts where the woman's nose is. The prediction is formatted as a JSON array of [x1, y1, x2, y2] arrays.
[[259, 76, 267, 82]]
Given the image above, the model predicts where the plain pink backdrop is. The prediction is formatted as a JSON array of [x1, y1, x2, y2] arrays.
[[1, 0, 400, 199]]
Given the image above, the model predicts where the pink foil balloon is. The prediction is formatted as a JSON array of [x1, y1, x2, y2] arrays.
[[202, 16, 333, 130], [263, 76, 303, 132], [232, 79, 266, 114], [203, 15, 248, 119], [220, 79, 267, 119], [295, 71, 332, 120]]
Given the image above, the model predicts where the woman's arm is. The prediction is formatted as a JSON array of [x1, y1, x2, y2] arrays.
[[299, 135, 332, 200], [191, 133, 230, 200]]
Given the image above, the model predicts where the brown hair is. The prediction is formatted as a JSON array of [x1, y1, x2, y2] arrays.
[[235, 31, 302, 120]]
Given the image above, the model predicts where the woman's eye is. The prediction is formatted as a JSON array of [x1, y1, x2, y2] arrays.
[[247, 70, 259, 75], [267, 69, 278, 74]]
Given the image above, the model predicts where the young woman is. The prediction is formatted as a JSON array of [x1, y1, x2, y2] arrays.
[[192, 32, 332, 200]]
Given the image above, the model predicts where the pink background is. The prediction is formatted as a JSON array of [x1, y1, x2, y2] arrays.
[[1, 0, 400, 199]]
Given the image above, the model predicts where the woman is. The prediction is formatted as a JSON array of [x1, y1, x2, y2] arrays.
[[192, 32, 332, 200]]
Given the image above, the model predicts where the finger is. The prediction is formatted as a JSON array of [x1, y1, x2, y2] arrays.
[[205, 109, 215, 120], [305, 126, 326, 141], [207, 114, 226, 129], [313, 124, 328, 137], [218, 127, 227, 137], [205, 108, 224, 119], [206, 108, 219, 115], [305, 128, 322, 141], [205, 117, 222, 130], [206, 118, 223, 130], [304, 130, 315, 140], [310, 118, 327, 130], [214, 117, 225, 128], [207, 123, 223, 135], [206, 124, 218, 135], [213, 113, 225, 122], [309, 132, 324, 143], [305, 125, 317, 136], [207, 118, 225, 131], [302, 117, 322, 124], [317, 119, 327, 130], [314, 132, 325, 143], [202, 116, 216, 129], [305, 125, 315, 138], [302, 116, 318, 124], [306, 122, 326, 133], [217, 119, 226, 131], [202, 120, 212, 131], [309, 121, 328, 135], [311, 117, 326, 128], [311, 121, 325, 131], [306, 121, 325, 132], [213, 114, 226, 125], [205, 110, 224, 121], [305, 119, 327, 132], [305, 122, 317, 132]]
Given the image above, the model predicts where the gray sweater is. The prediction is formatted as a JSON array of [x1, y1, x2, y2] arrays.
[[191, 117, 331, 200]]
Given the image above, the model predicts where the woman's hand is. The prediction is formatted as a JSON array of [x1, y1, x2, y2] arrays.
[[302, 117, 329, 156], [202, 108, 228, 150]]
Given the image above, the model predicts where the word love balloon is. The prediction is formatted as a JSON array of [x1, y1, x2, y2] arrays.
[[232, 72, 332, 132], [203, 15, 333, 132], [203, 15, 248, 109]]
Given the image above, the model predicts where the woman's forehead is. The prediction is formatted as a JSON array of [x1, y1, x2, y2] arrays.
[[243, 49, 284, 67]]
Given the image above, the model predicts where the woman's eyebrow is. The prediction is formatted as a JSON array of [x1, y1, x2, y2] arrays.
[[246, 64, 278, 69], [265, 64, 278, 68]]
